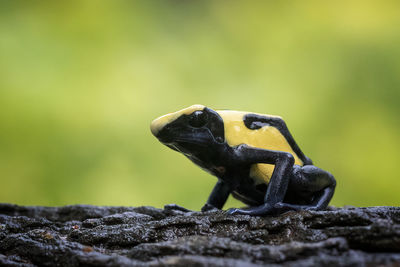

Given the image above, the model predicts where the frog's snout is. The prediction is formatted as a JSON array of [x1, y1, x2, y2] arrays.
[[151, 105, 206, 138], [150, 117, 164, 137], [150, 113, 175, 138]]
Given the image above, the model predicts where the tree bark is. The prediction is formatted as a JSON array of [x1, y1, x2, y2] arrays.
[[0, 204, 399, 266]]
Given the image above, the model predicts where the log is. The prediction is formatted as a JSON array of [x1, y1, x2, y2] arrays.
[[0, 204, 399, 266]]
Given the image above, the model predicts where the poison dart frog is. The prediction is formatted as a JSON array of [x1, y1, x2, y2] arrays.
[[150, 105, 336, 216]]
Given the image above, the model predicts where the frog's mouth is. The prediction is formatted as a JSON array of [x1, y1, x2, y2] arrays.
[[157, 134, 213, 156], [161, 136, 211, 148], [154, 124, 212, 146], [165, 144, 179, 152], [175, 136, 211, 146]]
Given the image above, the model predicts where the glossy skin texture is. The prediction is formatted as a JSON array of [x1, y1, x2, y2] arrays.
[[151, 105, 336, 216]]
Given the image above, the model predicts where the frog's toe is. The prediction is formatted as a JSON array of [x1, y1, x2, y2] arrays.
[[164, 204, 191, 212], [226, 208, 260, 215], [303, 206, 318, 211], [229, 203, 276, 216], [273, 202, 317, 212], [226, 208, 241, 215], [274, 202, 301, 210], [201, 204, 219, 212], [273, 202, 298, 213], [274, 202, 285, 209]]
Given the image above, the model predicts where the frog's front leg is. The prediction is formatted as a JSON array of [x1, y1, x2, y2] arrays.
[[228, 145, 294, 216], [201, 179, 231, 212]]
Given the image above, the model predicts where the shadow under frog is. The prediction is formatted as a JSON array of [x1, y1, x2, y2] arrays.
[[150, 105, 336, 216]]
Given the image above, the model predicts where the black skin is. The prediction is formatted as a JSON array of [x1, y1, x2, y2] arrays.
[[153, 107, 336, 216]]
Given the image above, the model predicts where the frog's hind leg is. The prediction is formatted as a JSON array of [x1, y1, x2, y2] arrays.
[[275, 165, 336, 212]]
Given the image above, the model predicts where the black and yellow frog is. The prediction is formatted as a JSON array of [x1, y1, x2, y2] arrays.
[[150, 105, 336, 216]]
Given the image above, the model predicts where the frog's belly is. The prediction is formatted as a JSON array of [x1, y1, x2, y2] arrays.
[[250, 163, 302, 185], [249, 163, 275, 184]]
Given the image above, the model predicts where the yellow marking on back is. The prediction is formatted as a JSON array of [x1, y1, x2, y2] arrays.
[[216, 110, 303, 184], [151, 104, 205, 136]]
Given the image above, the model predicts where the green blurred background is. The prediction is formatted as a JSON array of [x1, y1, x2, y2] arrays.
[[1, 1, 399, 209]]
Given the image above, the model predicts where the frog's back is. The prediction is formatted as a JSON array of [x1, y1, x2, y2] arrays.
[[216, 110, 304, 184]]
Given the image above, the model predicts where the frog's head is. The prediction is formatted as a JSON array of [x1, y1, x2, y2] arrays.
[[150, 105, 225, 160]]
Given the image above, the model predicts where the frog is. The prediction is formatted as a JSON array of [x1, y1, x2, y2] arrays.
[[150, 104, 336, 216]]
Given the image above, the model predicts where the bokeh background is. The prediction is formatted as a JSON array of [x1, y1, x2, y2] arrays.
[[1, 1, 399, 209]]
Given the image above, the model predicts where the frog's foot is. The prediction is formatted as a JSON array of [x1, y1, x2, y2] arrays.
[[164, 204, 191, 212], [201, 203, 219, 212], [227, 203, 274, 216], [273, 202, 318, 212]]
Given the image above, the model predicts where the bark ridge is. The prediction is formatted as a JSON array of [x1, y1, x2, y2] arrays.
[[0, 204, 399, 266]]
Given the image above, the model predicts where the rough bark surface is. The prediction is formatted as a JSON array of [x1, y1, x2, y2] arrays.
[[0, 204, 399, 266]]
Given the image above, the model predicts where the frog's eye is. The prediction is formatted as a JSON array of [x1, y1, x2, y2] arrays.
[[189, 110, 208, 128]]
